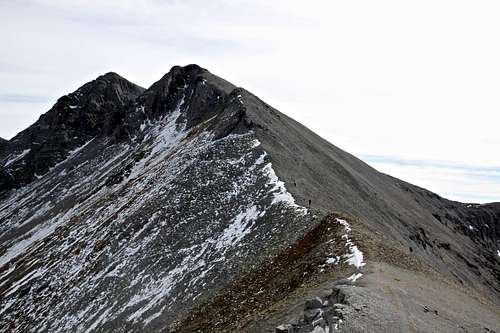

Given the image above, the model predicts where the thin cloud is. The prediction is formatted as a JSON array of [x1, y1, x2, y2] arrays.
[[364, 157, 500, 204], [361, 155, 500, 180], [0, 94, 53, 104]]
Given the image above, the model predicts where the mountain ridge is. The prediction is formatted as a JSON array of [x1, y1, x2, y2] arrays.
[[0, 65, 499, 332]]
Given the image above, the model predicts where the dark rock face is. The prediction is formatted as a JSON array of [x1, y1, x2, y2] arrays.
[[124, 64, 238, 134], [0, 138, 6, 155], [0, 72, 145, 196], [0, 65, 499, 332]]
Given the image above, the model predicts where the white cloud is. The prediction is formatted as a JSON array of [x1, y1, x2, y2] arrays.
[[0, 0, 499, 202], [363, 156, 500, 203]]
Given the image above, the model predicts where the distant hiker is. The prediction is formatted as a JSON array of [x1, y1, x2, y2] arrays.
[[308, 199, 311, 207], [293, 180, 297, 187]]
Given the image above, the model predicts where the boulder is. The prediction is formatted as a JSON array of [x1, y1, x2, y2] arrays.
[[305, 297, 324, 309], [304, 308, 323, 324], [275, 324, 293, 333]]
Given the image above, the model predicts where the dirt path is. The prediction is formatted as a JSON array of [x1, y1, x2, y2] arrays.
[[337, 261, 500, 333]]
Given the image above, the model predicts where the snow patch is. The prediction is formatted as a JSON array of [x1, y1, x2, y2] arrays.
[[4, 149, 30, 167], [337, 219, 365, 268], [83, 307, 112, 333], [325, 219, 365, 270], [66, 138, 94, 159], [0, 213, 66, 267], [261, 156, 306, 213], [46, 138, 95, 175], [325, 256, 340, 265], [5, 268, 43, 297], [347, 272, 363, 282], [311, 325, 330, 333], [215, 205, 260, 251], [346, 245, 364, 268], [125, 98, 186, 182]]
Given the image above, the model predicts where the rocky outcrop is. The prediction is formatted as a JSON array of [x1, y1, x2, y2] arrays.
[[0, 137, 6, 155], [122, 64, 247, 141], [275, 291, 349, 333], [0, 72, 144, 196]]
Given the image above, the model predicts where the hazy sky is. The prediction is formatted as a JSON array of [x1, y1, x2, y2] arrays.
[[1, 0, 499, 203]]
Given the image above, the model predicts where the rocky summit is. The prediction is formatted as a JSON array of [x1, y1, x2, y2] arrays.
[[0, 65, 499, 333]]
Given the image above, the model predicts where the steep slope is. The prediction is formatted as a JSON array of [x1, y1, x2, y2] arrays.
[[0, 72, 145, 196], [0, 65, 314, 332], [186, 84, 500, 332], [0, 138, 6, 156], [243, 89, 500, 304], [0, 65, 498, 333]]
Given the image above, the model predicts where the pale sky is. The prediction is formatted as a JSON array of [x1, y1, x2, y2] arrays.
[[1, 0, 499, 203]]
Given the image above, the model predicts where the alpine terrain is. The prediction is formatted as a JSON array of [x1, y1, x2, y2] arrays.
[[0, 65, 499, 333]]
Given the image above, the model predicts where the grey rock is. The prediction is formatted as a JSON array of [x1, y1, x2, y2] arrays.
[[312, 316, 326, 328], [305, 297, 324, 310], [275, 324, 293, 333], [334, 278, 355, 286], [304, 308, 323, 324]]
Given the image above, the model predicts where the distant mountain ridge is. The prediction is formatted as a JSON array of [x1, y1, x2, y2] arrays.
[[0, 65, 499, 332]]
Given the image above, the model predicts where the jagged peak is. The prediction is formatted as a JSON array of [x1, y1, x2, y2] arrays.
[[1, 66, 250, 194], [93, 71, 141, 86], [147, 64, 233, 95], [101, 71, 124, 78], [71, 71, 145, 99], [39, 72, 146, 120], [134, 65, 235, 124], [169, 64, 207, 75], [149, 64, 207, 91], [0, 72, 147, 195]]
